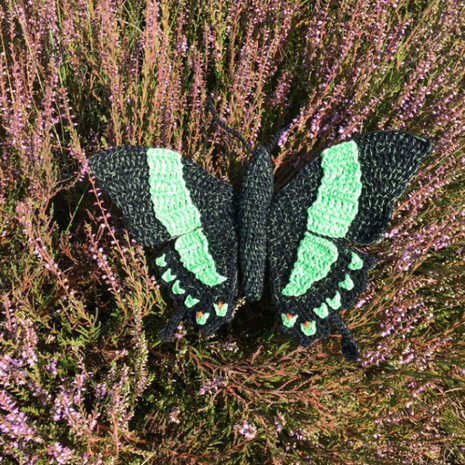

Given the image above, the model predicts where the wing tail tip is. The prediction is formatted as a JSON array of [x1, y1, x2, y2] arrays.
[[160, 326, 176, 341], [341, 337, 360, 361], [329, 312, 360, 361]]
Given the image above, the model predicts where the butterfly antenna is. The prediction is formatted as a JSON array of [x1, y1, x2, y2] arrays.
[[206, 95, 253, 155]]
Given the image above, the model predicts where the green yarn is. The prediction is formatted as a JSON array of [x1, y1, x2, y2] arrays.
[[147, 148, 201, 235], [313, 302, 329, 319], [172, 280, 185, 294], [162, 268, 176, 282], [300, 320, 316, 336], [196, 312, 210, 325], [281, 313, 298, 328], [307, 141, 362, 238], [338, 273, 354, 290], [174, 230, 227, 286], [214, 302, 228, 316], [147, 148, 227, 287], [155, 254, 167, 267], [326, 291, 341, 309], [185, 295, 200, 308], [282, 232, 339, 296], [348, 251, 363, 270]]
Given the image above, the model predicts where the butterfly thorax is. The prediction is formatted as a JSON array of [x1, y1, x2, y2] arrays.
[[238, 145, 274, 301]]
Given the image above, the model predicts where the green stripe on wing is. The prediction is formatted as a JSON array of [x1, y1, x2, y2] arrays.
[[147, 148, 201, 234], [147, 148, 227, 287], [282, 141, 362, 297], [282, 232, 339, 296], [307, 140, 362, 237]]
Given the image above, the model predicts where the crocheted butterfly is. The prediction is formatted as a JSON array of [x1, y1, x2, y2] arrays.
[[89, 99, 432, 360]]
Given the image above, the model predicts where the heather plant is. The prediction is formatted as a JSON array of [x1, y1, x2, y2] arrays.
[[1, 0, 465, 464]]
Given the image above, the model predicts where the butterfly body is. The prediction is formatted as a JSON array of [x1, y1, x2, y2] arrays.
[[238, 145, 274, 301], [89, 125, 431, 360]]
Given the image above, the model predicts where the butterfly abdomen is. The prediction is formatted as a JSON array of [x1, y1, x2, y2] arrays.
[[239, 145, 274, 301]]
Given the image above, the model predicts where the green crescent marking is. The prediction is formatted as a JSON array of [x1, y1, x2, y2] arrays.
[[172, 280, 185, 294], [307, 141, 362, 238], [281, 313, 298, 328], [196, 312, 210, 325], [147, 148, 227, 286], [282, 232, 339, 296], [348, 251, 363, 270], [185, 295, 200, 308], [155, 254, 167, 267], [162, 268, 176, 282], [301, 321, 316, 336], [214, 302, 228, 316], [313, 302, 329, 319], [338, 273, 354, 290], [326, 291, 341, 309]]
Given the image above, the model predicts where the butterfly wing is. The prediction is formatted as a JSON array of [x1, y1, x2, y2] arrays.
[[268, 130, 432, 359], [89, 146, 238, 339]]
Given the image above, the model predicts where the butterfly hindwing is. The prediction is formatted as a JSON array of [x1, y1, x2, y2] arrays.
[[89, 147, 239, 339], [268, 209, 376, 359], [154, 241, 238, 339]]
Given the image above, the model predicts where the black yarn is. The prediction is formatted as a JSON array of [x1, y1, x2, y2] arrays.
[[205, 96, 253, 155], [205, 96, 307, 155], [88, 146, 170, 246], [329, 313, 359, 360], [347, 131, 432, 244], [238, 145, 274, 301]]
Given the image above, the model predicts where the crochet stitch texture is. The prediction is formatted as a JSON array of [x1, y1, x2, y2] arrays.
[[89, 119, 432, 360]]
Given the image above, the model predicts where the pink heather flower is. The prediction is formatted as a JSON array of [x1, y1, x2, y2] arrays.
[[47, 442, 74, 464], [169, 407, 180, 424], [234, 420, 257, 439], [175, 325, 187, 339], [222, 341, 238, 352], [199, 376, 226, 395]]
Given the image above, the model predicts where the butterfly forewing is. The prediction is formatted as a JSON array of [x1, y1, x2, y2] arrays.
[[306, 130, 433, 245]]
